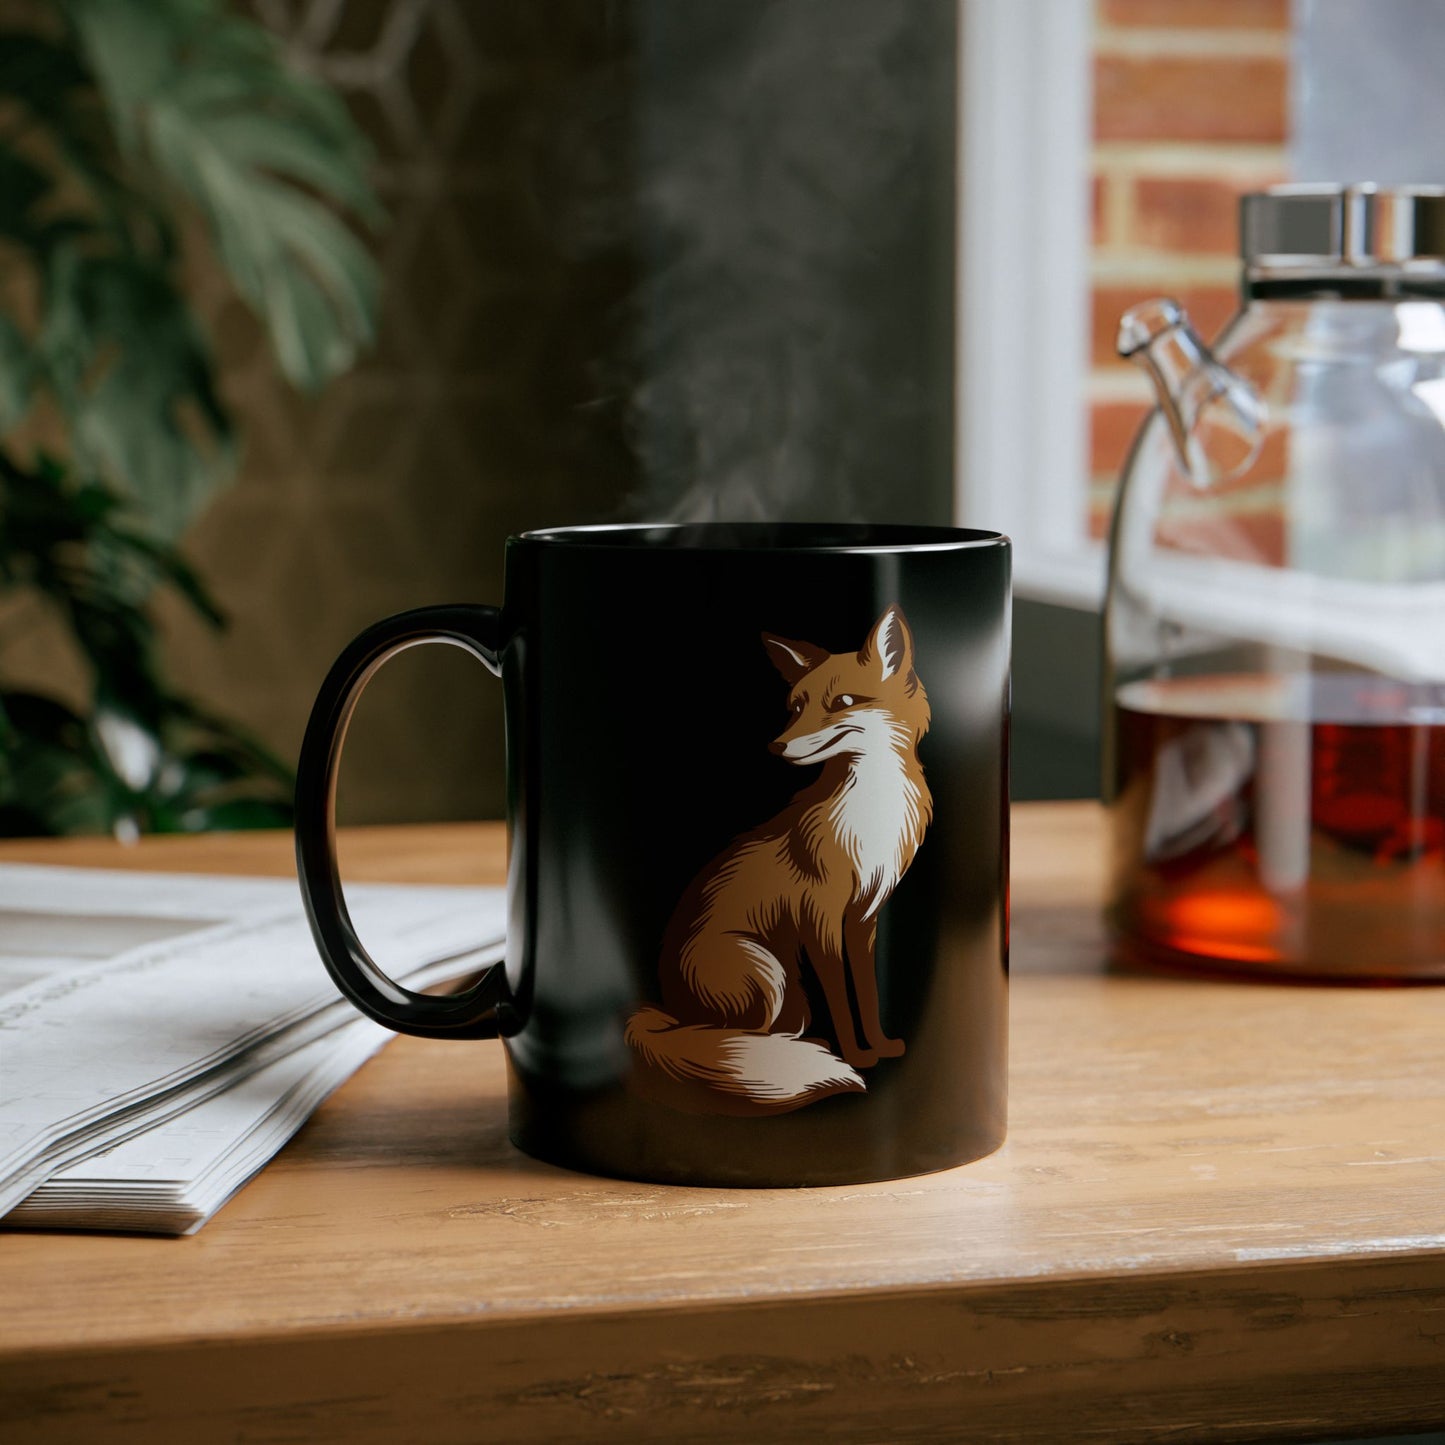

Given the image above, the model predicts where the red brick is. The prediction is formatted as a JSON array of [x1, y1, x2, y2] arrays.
[[1156, 508, 1286, 566], [1095, 55, 1287, 143], [1101, 0, 1289, 28], [1091, 400, 1152, 477], [1134, 176, 1255, 255], [1091, 283, 1240, 368], [1092, 175, 1108, 246], [1088, 489, 1119, 542], [1222, 426, 1288, 491], [1257, 426, 1287, 478]]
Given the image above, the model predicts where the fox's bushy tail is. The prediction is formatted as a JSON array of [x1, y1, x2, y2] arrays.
[[625, 1006, 864, 1116]]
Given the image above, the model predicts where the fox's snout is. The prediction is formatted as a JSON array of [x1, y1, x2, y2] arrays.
[[769, 711, 830, 762], [768, 717, 820, 759], [769, 717, 863, 764], [768, 725, 809, 762]]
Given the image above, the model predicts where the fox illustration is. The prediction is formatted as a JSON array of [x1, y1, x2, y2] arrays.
[[626, 604, 932, 1117]]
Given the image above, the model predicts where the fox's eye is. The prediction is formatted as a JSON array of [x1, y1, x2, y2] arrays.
[[790, 698, 805, 716], [827, 693, 860, 712]]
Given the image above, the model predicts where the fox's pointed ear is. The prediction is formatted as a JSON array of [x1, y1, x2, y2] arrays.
[[762, 633, 827, 684], [859, 604, 913, 681]]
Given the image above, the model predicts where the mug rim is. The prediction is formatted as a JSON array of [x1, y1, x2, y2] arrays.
[[514, 522, 1009, 555]]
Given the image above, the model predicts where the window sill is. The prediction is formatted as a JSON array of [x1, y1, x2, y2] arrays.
[[1012, 543, 1107, 612]]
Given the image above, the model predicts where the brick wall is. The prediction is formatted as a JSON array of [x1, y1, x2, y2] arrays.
[[1088, 0, 1290, 538]]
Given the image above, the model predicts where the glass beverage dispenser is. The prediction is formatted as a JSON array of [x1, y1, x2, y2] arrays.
[[1105, 185, 1445, 980]]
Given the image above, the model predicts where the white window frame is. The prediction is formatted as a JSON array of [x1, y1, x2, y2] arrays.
[[956, 0, 1104, 610]]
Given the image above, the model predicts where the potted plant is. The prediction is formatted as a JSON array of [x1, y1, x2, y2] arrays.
[[0, 0, 379, 836]]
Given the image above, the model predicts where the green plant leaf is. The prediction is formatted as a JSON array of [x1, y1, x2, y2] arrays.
[[0, 30, 159, 257], [0, 315, 32, 427], [0, 674, 296, 838], [0, 689, 115, 836], [0, 0, 361, 837], [0, 454, 225, 745], [64, 0, 382, 392], [177, 797, 292, 832], [107, 524, 225, 626], [0, 33, 89, 116], [160, 689, 293, 775], [0, 148, 51, 245], [36, 248, 235, 537]]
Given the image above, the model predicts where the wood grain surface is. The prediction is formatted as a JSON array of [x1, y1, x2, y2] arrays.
[[2, 804, 1444, 1443]]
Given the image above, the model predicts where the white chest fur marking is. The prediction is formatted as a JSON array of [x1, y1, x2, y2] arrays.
[[825, 714, 923, 919]]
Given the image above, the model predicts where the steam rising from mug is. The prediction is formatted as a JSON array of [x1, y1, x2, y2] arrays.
[[553, 0, 956, 524]]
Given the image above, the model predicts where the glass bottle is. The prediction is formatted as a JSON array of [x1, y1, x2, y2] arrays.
[[1105, 184, 1445, 980]]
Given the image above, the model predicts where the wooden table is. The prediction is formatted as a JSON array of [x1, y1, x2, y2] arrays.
[[2, 803, 1444, 1444]]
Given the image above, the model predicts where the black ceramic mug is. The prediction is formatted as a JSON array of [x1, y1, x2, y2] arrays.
[[296, 523, 1010, 1187]]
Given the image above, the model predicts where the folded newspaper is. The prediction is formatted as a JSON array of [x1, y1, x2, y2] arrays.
[[0, 864, 505, 1235]]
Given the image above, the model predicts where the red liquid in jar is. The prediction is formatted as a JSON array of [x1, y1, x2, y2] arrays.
[[1110, 674, 1445, 979]]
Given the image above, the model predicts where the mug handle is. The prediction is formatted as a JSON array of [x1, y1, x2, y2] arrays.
[[295, 605, 510, 1040]]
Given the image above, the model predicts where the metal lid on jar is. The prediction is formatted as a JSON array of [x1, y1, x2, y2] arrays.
[[1241, 184, 1445, 271]]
